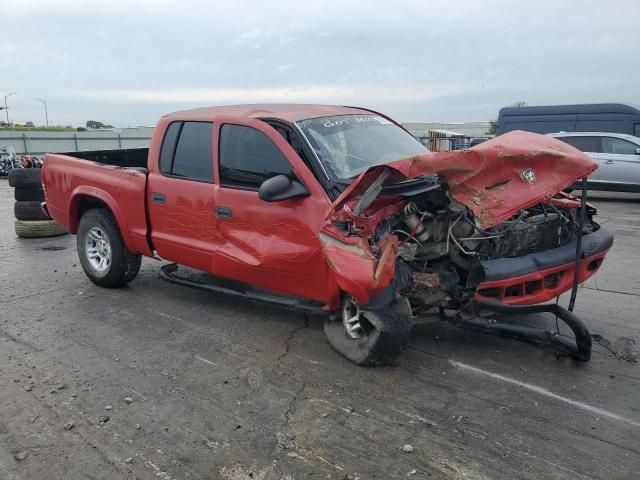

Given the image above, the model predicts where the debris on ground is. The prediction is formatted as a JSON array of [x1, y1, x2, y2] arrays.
[[63, 421, 75, 430], [14, 451, 28, 461], [124, 397, 133, 403], [125, 457, 133, 464], [402, 444, 414, 453], [591, 334, 638, 362], [105, 405, 112, 410]]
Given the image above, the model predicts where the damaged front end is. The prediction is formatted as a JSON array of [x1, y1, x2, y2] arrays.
[[321, 131, 614, 323]]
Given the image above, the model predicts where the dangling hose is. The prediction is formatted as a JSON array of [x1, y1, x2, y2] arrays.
[[568, 177, 588, 312]]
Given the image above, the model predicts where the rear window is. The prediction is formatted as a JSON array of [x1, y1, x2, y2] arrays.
[[557, 136, 599, 153], [159, 122, 181, 174], [159, 121, 213, 182]]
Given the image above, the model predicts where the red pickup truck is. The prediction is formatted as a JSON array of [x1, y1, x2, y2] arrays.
[[42, 104, 613, 365]]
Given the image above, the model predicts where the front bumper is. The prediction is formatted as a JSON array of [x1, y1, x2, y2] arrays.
[[472, 227, 614, 305]]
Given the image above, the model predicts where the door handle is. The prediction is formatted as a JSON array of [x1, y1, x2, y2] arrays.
[[604, 160, 614, 164], [152, 192, 166, 204], [215, 206, 232, 219]]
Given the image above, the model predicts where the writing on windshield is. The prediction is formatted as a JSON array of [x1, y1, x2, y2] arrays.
[[297, 114, 428, 180]]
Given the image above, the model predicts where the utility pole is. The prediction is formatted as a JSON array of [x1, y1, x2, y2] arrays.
[[3, 92, 16, 125], [34, 97, 49, 126]]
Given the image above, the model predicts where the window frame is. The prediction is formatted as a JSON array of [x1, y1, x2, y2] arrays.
[[158, 120, 215, 184], [217, 122, 298, 192], [601, 136, 640, 156], [557, 135, 600, 153]]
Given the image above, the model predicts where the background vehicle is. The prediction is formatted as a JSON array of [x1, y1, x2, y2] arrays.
[[548, 132, 640, 192], [0, 145, 23, 176], [496, 103, 640, 136], [41, 105, 612, 366]]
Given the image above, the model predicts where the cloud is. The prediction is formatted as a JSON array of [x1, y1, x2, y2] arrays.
[[2, 0, 639, 126], [73, 83, 476, 105]]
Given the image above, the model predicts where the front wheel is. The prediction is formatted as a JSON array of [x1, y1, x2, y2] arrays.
[[77, 209, 141, 288], [324, 294, 413, 366]]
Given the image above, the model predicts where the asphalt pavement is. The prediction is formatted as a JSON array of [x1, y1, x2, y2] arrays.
[[0, 179, 638, 479]]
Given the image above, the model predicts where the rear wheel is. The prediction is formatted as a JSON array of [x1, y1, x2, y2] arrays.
[[324, 294, 413, 366], [77, 209, 141, 288]]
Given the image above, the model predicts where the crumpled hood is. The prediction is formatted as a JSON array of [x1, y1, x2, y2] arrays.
[[329, 130, 597, 228]]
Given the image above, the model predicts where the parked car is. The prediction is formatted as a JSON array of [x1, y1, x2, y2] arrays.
[[496, 103, 640, 136], [41, 105, 613, 365], [548, 132, 640, 192]]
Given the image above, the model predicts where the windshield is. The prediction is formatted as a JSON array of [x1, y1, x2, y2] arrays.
[[296, 114, 429, 181]]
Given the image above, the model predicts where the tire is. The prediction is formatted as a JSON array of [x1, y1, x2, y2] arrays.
[[14, 201, 49, 221], [8, 168, 41, 188], [15, 219, 68, 238], [324, 295, 413, 366], [77, 209, 141, 288], [14, 186, 45, 202]]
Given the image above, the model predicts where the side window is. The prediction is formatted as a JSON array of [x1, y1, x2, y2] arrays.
[[601, 137, 638, 156], [634, 123, 640, 138], [219, 124, 294, 189], [171, 122, 214, 182], [559, 136, 598, 153], [159, 122, 182, 174], [158, 121, 213, 182]]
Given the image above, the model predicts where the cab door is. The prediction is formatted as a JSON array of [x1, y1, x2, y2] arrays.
[[597, 136, 640, 189], [558, 135, 601, 183], [147, 120, 221, 271], [211, 116, 331, 303]]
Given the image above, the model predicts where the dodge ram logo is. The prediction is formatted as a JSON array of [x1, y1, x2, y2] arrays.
[[520, 168, 536, 184]]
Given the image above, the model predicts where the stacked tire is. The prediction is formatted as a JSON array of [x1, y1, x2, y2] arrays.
[[8, 169, 68, 238]]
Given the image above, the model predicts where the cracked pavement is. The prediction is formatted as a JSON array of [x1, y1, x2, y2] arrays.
[[0, 180, 639, 479]]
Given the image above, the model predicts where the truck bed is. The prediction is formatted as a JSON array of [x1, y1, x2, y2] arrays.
[[42, 151, 152, 256], [63, 148, 149, 170]]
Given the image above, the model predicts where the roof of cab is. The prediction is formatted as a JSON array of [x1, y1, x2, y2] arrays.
[[165, 104, 378, 122]]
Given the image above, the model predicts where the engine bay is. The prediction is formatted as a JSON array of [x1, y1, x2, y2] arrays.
[[354, 181, 600, 312]]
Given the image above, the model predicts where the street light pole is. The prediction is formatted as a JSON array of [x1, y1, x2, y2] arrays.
[[3, 92, 16, 125], [34, 97, 49, 127]]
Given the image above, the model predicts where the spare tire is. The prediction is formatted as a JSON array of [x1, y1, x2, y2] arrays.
[[14, 201, 49, 221], [14, 186, 45, 202], [15, 219, 68, 238], [8, 168, 41, 188]]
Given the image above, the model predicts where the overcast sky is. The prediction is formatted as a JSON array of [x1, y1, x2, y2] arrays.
[[2, 0, 638, 127]]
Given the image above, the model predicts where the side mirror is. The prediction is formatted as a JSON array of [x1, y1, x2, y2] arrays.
[[635, 147, 640, 155], [258, 174, 309, 202]]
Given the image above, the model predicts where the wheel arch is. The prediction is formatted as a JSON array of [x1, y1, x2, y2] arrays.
[[69, 187, 136, 252]]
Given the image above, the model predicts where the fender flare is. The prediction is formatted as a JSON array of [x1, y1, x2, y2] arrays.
[[68, 186, 136, 252]]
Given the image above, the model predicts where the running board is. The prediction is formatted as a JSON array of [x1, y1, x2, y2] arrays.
[[159, 263, 324, 314], [460, 300, 592, 361]]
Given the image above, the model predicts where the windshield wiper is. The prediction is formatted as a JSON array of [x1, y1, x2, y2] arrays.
[[353, 169, 391, 215]]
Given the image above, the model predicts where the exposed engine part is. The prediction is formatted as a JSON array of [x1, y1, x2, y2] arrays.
[[447, 195, 467, 213], [387, 187, 594, 311], [402, 202, 431, 243]]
